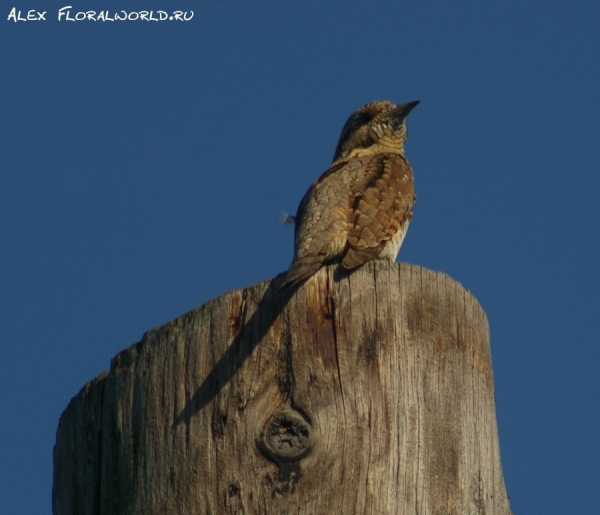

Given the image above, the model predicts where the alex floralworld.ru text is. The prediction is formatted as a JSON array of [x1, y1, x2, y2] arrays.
[[7, 7, 194, 22]]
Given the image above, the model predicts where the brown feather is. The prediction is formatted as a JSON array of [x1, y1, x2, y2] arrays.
[[280, 100, 418, 290], [342, 153, 415, 269]]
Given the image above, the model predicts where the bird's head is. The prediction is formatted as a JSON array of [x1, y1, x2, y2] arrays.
[[332, 100, 419, 164]]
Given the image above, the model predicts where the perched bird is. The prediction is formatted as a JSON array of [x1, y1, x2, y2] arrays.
[[281, 100, 419, 289]]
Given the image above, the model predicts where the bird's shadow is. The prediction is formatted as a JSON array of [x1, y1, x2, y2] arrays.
[[173, 275, 294, 428], [172, 265, 353, 428]]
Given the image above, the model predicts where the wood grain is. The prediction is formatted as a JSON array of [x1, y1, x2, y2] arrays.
[[53, 262, 512, 514]]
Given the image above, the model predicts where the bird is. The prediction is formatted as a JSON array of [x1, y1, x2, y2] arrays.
[[280, 99, 419, 290]]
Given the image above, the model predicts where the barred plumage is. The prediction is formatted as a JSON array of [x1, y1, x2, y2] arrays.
[[281, 100, 418, 289]]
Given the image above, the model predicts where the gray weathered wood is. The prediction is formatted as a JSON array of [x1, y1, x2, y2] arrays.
[[53, 262, 512, 514]]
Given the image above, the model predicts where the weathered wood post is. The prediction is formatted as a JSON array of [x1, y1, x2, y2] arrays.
[[53, 262, 512, 514]]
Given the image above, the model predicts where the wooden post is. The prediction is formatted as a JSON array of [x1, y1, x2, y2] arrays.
[[53, 262, 512, 514]]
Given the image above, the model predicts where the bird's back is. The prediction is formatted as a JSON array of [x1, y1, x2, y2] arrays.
[[281, 151, 415, 289]]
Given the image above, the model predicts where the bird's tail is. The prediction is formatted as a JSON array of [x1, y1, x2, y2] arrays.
[[279, 257, 323, 291]]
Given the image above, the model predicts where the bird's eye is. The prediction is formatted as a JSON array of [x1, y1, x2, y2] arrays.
[[351, 112, 374, 128]]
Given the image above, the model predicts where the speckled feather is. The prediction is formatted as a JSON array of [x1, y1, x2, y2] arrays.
[[282, 152, 415, 287], [281, 100, 418, 289]]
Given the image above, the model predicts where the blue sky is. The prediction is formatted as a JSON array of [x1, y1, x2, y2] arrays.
[[1, 1, 599, 513]]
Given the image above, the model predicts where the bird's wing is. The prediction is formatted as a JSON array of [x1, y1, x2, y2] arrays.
[[342, 153, 415, 269]]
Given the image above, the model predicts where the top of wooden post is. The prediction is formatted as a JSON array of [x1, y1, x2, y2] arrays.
[[53, 261, 512, 515]]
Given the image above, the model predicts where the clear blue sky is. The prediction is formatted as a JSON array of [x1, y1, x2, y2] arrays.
[[2, 1, 599, 513]]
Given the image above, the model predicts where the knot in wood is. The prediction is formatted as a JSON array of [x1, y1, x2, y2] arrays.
[[263, 410, 311, 461]]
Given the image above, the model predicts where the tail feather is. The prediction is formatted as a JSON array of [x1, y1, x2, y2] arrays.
[[280, 257, 323, 290]]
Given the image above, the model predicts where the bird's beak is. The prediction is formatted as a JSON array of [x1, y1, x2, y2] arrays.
[[392, 100, 420, 121]]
